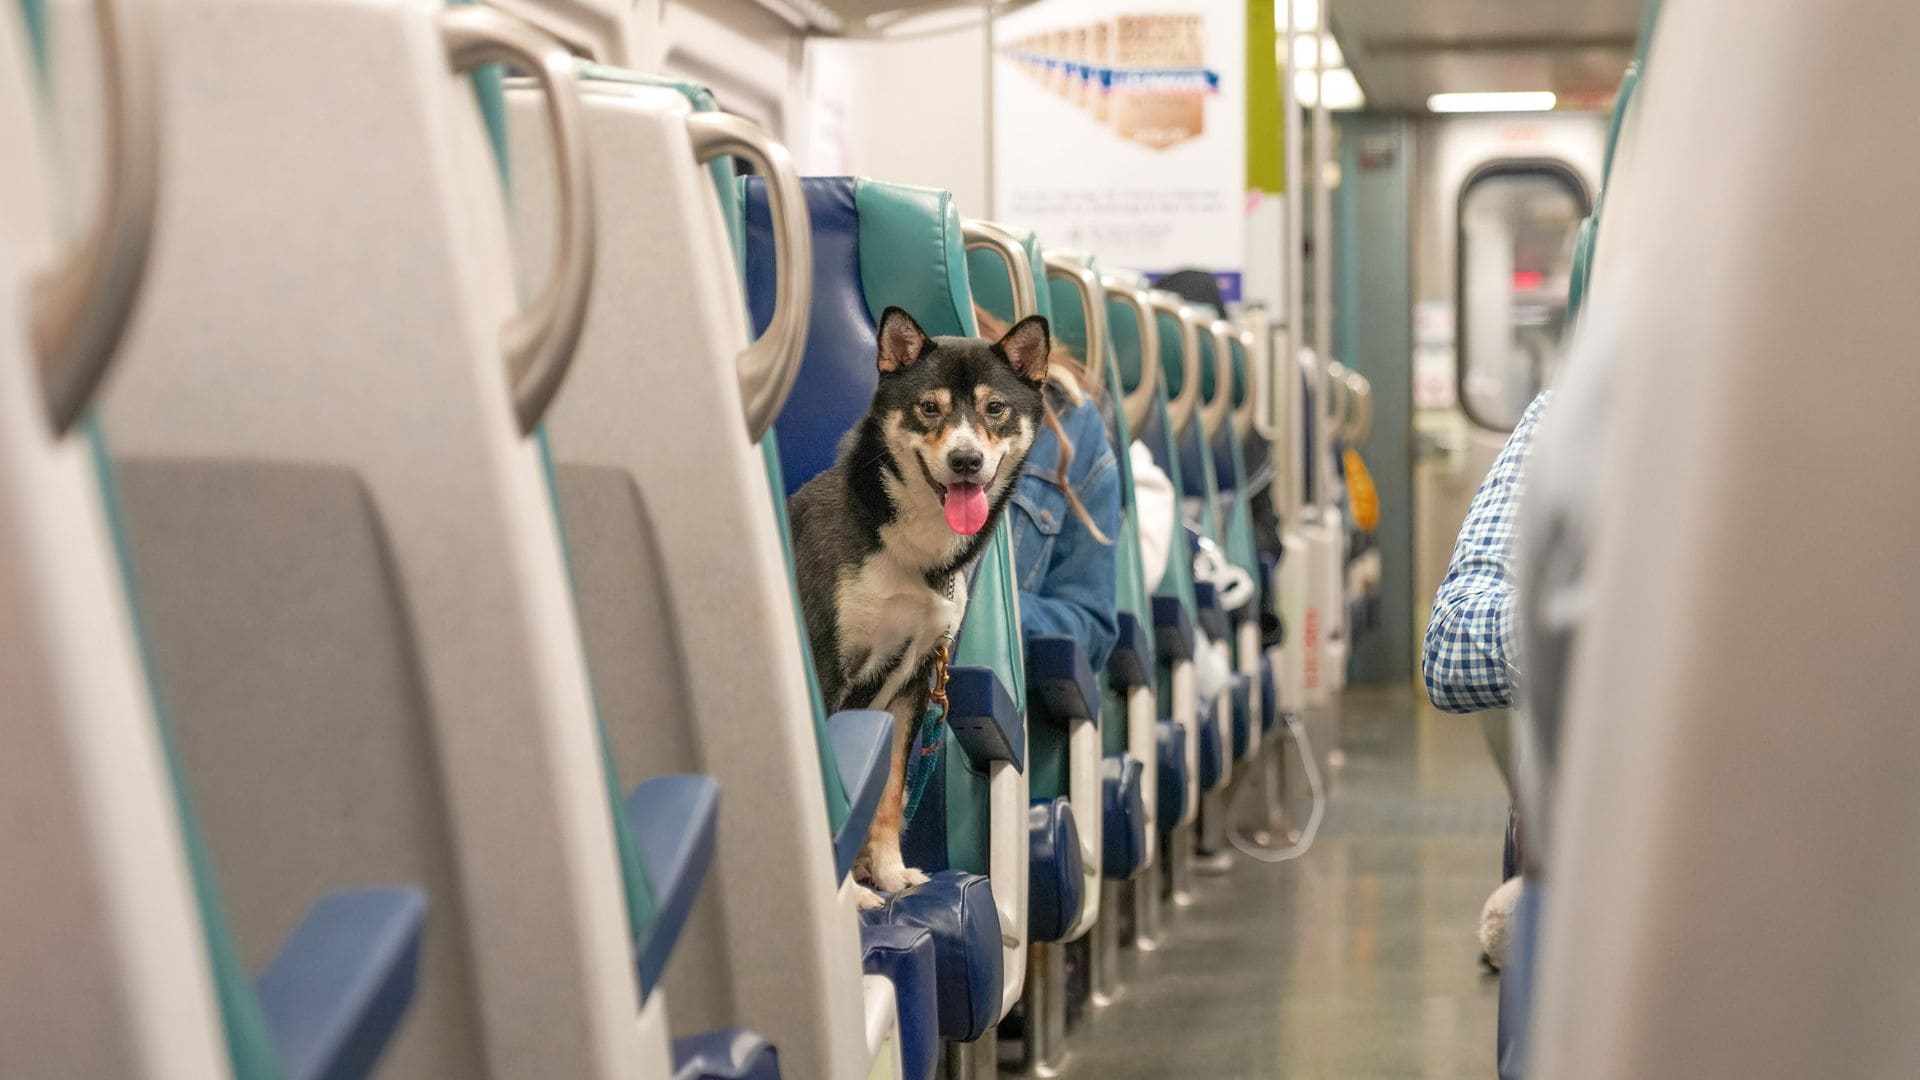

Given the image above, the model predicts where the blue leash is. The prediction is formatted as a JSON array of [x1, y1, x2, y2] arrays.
[[901, 639, 951, 826], [901, 702, 945, 826]]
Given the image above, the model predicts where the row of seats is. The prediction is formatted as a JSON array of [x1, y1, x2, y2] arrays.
[[0, 0, 1371, 1076]]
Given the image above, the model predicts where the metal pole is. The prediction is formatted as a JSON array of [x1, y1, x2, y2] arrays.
[[1282, 0, 1305, 522], [1312, 1, 1334, 518]]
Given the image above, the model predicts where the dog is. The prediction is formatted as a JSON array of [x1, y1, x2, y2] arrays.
[[789, 305, 1049, 907]]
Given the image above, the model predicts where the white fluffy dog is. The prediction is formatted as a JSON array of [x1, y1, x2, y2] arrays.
[[1479, 875, 1525, 971]]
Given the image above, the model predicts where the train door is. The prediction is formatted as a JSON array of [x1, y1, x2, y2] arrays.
[[1410, 117, 1599, 710]]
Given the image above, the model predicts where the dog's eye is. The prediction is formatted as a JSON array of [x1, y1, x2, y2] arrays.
[[917, 399, 942, 419], [983, 399, 1009, 419]]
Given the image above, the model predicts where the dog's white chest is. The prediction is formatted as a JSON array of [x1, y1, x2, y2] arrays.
[[837, 555, 968, 704]]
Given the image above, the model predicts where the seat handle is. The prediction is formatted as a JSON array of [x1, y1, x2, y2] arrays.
[[441, 6, 594, 435], [1147, 291, 1202, 436], [961, 220, 1038, 320], [688, 112, 810, 443], [1098, 276, 1160, 437], [1042, 253, 1108, 392], [31, 0, 158, 435], [1244, 320, 1283, 442], [1343, 367, 1373, 443], [1200, 318, 1235, 439]]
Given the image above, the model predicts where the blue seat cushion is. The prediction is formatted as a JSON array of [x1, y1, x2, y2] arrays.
[[1026, 797, 1084, 943], [1156, 720, 1189, 828], [671, 1029, 780, 1080], [745, 176, 873, 496], [1497, 882, 1543, 1080], [860, 870, 1002, 1042], [1101, 754, 1148, 880], [1197, 706, 1224, 791], [1229, 675, 1252, 760], [1107, 610, 1153, 689], [860, 923, 939, 1080]]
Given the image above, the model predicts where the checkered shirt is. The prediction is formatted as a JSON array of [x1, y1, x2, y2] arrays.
[[1422, 392, 1552, 713]]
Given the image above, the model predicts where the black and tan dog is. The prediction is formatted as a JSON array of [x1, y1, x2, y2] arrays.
[[789, 306, 1049, 907]]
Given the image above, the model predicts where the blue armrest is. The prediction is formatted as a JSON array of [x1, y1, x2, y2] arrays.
[[1024, 635, 1098, 730], [946, 666, 1025, 772], [1150, 596, 1194, 662], [256, 888, 428, 1080], [1193, 582, 1230, 641], [671, 1029, 781, 1080], [626, 775, 721, 995], [1106, 611, 1153, 690], [828, 710, 895, 881]]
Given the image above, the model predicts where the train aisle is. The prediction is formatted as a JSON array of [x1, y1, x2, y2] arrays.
[[1061, 688, 1506, 1078]]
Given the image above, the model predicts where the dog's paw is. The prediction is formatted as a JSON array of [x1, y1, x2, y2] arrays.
[[871, 861, 930, 895], [853, 884, 886, 911]]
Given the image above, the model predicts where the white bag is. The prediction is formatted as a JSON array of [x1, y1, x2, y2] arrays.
[[1130, 440, 1175, 592]]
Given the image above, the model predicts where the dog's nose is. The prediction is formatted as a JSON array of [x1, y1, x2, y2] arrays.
[[947, 448, 984, 477]]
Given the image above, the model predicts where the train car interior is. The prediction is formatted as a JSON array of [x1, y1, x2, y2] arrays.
[[8, 0, 1919, 1077]]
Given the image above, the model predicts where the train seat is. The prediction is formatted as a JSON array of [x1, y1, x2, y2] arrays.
[[744, 176, 1029, 1045], [1213, 326, 1269, 763], [501, 66, 900, 1079], [1144, 295, 1236, 814], [1108, 289, 1203, 902], [965, 222, 1099, 950], [1182, 313, 1249, 781], [1044, 252, 1157, 893], [1, 7, 430, 1075], [1094, 274, 1168, 891], [89, 1, 710, 1073]]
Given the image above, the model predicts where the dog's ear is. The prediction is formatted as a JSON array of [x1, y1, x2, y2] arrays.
[[995, 315, 1050, 384], [876, 307, 931, 374]]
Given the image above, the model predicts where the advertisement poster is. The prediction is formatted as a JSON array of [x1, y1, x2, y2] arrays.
[[993, 0, 1246, 300]]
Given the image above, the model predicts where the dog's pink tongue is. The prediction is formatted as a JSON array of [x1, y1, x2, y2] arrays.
[[942, 482, 989, 535]]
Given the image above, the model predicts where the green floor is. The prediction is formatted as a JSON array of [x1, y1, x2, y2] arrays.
[[1058, 685, 1509, 1079]]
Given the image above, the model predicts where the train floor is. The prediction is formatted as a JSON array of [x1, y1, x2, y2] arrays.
[[1058, 685, 1508, 1079]]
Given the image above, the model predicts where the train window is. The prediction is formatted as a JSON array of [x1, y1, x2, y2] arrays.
[[1455, 160, 1590, 430]]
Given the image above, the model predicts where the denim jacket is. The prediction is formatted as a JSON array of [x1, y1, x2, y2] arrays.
[[1009, 389, 1122, 671]]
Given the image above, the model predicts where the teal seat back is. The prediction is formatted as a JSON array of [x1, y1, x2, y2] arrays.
[[947, 533, 1026, 869], [854, 184, 1024, 874], [965, 225, 1051, 327], [1185, 332, 1223, 541], [1219, 338, 1261, 585], [1088, 279, 1159, 756]]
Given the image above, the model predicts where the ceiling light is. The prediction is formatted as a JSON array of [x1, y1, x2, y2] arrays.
[[1427, 91, 1557, 113], [1295, 67, 1364, 111], [1289, 32, 1343, 71], [1276, 0, 1318, 34]]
